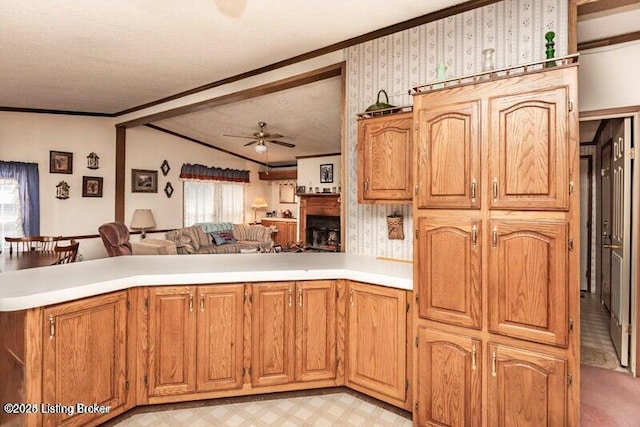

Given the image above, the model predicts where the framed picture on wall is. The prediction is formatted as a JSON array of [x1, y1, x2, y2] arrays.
[[82, 176, 103, 197], [131, 169, 158, 193], [320, 163, 333, 183], [50, 151, 73, 174]]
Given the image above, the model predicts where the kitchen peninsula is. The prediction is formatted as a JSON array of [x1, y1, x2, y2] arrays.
[[0, 253, 412, 426]]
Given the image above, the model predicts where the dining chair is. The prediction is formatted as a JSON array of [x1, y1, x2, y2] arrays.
[[54, 241, 80, 264], [5, 236, 63, 254]]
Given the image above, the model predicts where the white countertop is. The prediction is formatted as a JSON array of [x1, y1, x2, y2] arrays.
[[0, 253, 412, 311]]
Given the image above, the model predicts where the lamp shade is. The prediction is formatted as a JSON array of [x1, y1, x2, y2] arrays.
[[251, 197, 268, 209], [130, 209, 156, 230], [255, 143, 267, 153]]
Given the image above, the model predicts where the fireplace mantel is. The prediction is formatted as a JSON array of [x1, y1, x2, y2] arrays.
[[299, 194, 341, 249]]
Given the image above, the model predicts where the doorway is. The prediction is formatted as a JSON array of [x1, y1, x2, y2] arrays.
[[579, 115, 637, 375]]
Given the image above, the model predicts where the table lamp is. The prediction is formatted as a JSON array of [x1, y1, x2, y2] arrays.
[[251, 197, 268, 223], [130, 209, 156, 238]]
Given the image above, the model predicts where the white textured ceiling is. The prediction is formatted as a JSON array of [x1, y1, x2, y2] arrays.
[[0, 0, 467, 114], [154, 76, 343, 165]]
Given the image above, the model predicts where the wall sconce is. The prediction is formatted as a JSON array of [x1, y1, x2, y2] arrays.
[[130, 209, 156, 239], [87, 152, 100, 169], [56, 181, 70, 200]]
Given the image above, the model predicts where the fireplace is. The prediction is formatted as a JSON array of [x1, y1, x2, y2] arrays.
[[306, 215, 340, 252], [298, 194, 341, 252]]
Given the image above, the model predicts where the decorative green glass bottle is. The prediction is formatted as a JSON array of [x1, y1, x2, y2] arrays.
[[545, 31, 556, 68]]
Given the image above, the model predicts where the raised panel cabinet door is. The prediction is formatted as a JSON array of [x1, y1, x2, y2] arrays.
[[488, 87, 569, 210], [251, 282, 296, 387], [415, 101, 481, 209], [148, 287, 197, 396], [347, 282, 406, 402], [488, 344, 568, 427], [196, 284, 244, 392], [43, 291, 128, 427], [416, 327, 481, 427], [488, 220, 569, 347], [295, 280, 337, 382], [416, 217, 482, 329], [358, 112, 413, 203]]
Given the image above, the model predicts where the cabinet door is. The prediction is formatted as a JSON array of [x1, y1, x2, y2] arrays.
[[358, 113, 413, 203], [295, 280, 336, 382], [148, 287, 197, 396], [416, 101, 481, 209], [488, 221, 569, 347], [488, 344, 567, 427], [416, 327, 481, 427], [416, 217, 482, 329], [197, 285, 244, 392], [251, 282, 295, 387], [43, 291, 128, 427], [288, 221, 298, 245], [488, 87, 569, 210], [347, 282, 406, 402]]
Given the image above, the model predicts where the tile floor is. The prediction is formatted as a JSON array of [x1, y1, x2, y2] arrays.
[[580, 291, 625, 372], [112, 392, 412, 427]]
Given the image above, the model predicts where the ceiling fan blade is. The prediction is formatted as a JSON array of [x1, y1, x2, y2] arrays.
[[267, 139, 296, 148], [223, 134, 256, 140], [244, 140, 258, 146], [267, 133, 284, 139]]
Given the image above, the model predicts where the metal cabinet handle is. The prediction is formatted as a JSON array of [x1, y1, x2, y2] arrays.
[[492, 178, 498, 201], [364, 179, 369, 194], [491, 351, 497, 377], [350, 288, 354, 305], [471, 179, 477, 202], [49, 314, 55, 339], [471, 343, 477, 371], [492, 227, 498, 248], [471, 224, 478, 247], [298, 287, 303, 307], [200, 294, 205, 312], [288, 288, 293, 307], [189, 293, 194, 312]]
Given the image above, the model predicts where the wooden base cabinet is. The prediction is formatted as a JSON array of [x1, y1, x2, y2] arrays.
[[347, 281, 408, 407], [415, 327, 481, 427], [488, 343, 568, 427], [251, 281, 337, 387], [261, 219, 298, 247], [42, 291, 129, 427], [147, 285, 244, 397]]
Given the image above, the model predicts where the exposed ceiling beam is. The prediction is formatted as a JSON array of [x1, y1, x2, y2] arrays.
[[578, 0, 640, 17], [578, 30, 640, 51]]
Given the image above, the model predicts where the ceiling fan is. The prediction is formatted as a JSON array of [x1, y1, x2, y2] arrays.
[[223, 121, 295, 153]]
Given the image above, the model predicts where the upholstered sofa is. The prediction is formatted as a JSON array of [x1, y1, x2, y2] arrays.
[[165, 222, 273, 254]]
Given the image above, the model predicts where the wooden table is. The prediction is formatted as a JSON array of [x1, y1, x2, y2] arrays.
[[0, 251, 60, 272]]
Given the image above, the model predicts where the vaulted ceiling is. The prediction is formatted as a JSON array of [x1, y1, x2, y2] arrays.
[[2, 1, 637, 164]]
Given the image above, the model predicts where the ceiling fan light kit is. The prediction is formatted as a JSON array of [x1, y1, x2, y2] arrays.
[[224, 121, 295, 154]]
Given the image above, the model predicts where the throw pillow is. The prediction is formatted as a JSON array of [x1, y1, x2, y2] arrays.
[[219, 231, 237, 244], [210, 233, 226, 246]]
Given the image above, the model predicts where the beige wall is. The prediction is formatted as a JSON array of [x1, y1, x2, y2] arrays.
[[0, 114, 271, 259], [0, 112, 115, 259]]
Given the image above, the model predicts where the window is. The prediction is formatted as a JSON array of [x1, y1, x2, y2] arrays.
[[183, 181, 245, 226], [0, 179, 24, 249]]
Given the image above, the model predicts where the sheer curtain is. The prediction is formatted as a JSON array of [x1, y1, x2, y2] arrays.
[[183, 181, 245, 226], [0, 161, 39, 236]]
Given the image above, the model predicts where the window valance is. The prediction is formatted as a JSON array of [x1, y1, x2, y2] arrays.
[[179, 163, 250, 183]]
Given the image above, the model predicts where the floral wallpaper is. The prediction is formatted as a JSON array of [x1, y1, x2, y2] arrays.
[[343, 0, 568, 259]]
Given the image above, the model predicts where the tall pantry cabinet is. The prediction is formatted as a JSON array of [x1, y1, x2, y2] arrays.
[[412, 64, 580, 426]]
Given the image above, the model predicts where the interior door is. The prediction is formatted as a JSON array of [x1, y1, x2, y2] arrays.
[[609, 118, 633, 367], [580, 157, 592, 292], [600, 141, 613, 310]]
